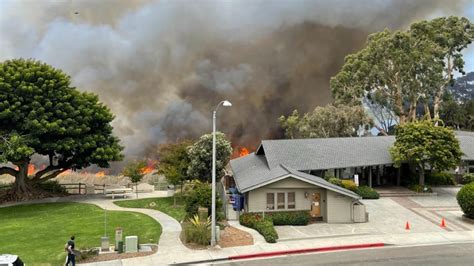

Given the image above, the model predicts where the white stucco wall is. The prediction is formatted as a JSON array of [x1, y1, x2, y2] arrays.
[[326, 190, 354, 223]]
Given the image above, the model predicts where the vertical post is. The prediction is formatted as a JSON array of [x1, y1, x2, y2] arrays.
[[104, 208, 107, 237], [79, 183, 82, 195], [369, 166, 373, 188], [376, 166, 381, 185], [211, 110, 217, 247], [397, 167, 401, 186]]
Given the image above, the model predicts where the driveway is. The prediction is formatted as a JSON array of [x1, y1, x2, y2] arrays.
[[275, 186, 473, 241]]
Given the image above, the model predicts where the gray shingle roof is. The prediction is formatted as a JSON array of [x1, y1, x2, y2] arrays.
[[260, 136, 396, 170], [230, 133, 474, 195], [229, 153, 360, 198], [229, 153, 287, 192], [258, 133, 474, 170], [457, 133, 474, 160]]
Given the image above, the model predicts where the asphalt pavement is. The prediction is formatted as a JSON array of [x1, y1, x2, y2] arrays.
[[212, 242, 474, 266]]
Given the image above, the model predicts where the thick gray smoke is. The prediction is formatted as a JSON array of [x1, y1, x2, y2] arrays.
[[0, 0, 470, 161]]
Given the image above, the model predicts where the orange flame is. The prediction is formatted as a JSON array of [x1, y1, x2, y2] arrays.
[[239, 147, 250, 157], [95, 171, 106, 177], [141, 160, 158, 174], [27, 164, 36, 175]]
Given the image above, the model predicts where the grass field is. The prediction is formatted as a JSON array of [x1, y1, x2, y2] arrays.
[[115, 196, 186, 222], [0, 202, 162, 265]]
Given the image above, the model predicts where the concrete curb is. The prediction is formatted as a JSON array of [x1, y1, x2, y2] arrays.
[[174, 242, 385, 265]]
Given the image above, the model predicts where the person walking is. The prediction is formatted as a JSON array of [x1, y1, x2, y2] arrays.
[[65, 235, 76, 266]]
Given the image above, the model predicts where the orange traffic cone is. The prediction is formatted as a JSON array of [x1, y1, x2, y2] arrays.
[[405, 221, 411, 230], [440, 218, 446, 228]]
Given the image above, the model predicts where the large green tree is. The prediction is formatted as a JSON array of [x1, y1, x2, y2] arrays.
[[157, 140, 193, 187], [331, 29, 443, 124], [0, 59, 123, 200], [279, 104, 373, 139], [390, 120, 462, 186], [187, 132, 232, 183], [331, 16, 473, 126], [410, 16, 474, 121], [157, 140, 193, 205]]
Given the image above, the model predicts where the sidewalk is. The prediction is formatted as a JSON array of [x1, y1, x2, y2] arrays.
[[3, 193, 473, 265], [79, 230, 474, 265]]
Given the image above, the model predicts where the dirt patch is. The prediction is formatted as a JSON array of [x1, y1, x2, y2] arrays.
[[78, 245, 157, 263], [179, 229, 210, 250], [179, 224, 253, 249], [218, 226, 253, 248]]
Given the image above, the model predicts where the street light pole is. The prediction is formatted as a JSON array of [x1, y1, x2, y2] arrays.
[[211, 100, 232, 247]]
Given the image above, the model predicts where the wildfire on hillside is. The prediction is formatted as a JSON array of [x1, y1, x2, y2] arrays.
[[95, 171, 106, 177], [141, 159, 158, 175]]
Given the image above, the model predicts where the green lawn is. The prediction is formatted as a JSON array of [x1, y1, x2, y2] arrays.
[[0, 202, 162, 265], [114, 196, 186, 222]]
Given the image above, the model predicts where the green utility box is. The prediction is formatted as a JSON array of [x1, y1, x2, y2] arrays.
[[117, 240, 124, 254]]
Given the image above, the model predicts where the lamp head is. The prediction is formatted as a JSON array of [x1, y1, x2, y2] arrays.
[[223, 100, 232, 107]]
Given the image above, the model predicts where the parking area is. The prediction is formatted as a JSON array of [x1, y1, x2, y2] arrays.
[[275, 186, 473, 241]]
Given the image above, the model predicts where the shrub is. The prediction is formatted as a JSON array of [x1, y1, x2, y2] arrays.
[[184, 182, 221, 217], [33, 180, 67, 194], [183, 214, 211, 245], [457, 182, 474, 219], [239, 213, 278, 243], [254, 219, 278, 243], [341, 180, 357, 191], [266, 211, 311, 225], [461, 173, 474, 185], [408, 184, 433, 193], [426, 172, 455, 186], [355, 186, 379, 199], [328, 177, 342, 187]]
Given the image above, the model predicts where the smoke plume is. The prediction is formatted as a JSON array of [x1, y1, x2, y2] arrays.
[[0, 0, 469, 162]]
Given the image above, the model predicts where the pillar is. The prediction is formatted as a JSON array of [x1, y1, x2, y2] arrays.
[[368, 166, 373, 188], [376, 166, 381, 186], [397, 167, 401, 186]]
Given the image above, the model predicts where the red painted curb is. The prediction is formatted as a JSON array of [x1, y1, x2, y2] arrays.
[[228, 242, 385, 260]]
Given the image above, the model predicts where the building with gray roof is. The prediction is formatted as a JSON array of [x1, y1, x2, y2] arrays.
[[226, 133, 474, 224]]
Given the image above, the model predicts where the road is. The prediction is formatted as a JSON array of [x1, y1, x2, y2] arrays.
[[212, 243, 474, 266]]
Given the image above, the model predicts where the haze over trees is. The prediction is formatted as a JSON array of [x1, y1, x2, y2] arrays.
[[0, 59, 123, 200], [279, 104, 373, 139], [330, 16, 474, 130]]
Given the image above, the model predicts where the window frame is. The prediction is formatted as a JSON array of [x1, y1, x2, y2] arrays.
[[287, 192, 295, 209], [266, 192, 275, 210]]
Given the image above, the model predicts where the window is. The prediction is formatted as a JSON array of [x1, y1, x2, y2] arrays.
[[287, 192, 295, 209], [277, 193, 285, 209], [266, 193, 275, 210]]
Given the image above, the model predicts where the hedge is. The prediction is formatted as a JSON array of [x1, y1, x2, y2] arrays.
[[355, 186, 379, 199], [266, 211, 311, 225], [461, 173, 474, 185], [457, 182, 474, 219], [425, 172, 455, 186], [239, 213, 278, 243], [341, 180, 357, 192], [328, 177, 342, 187]]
